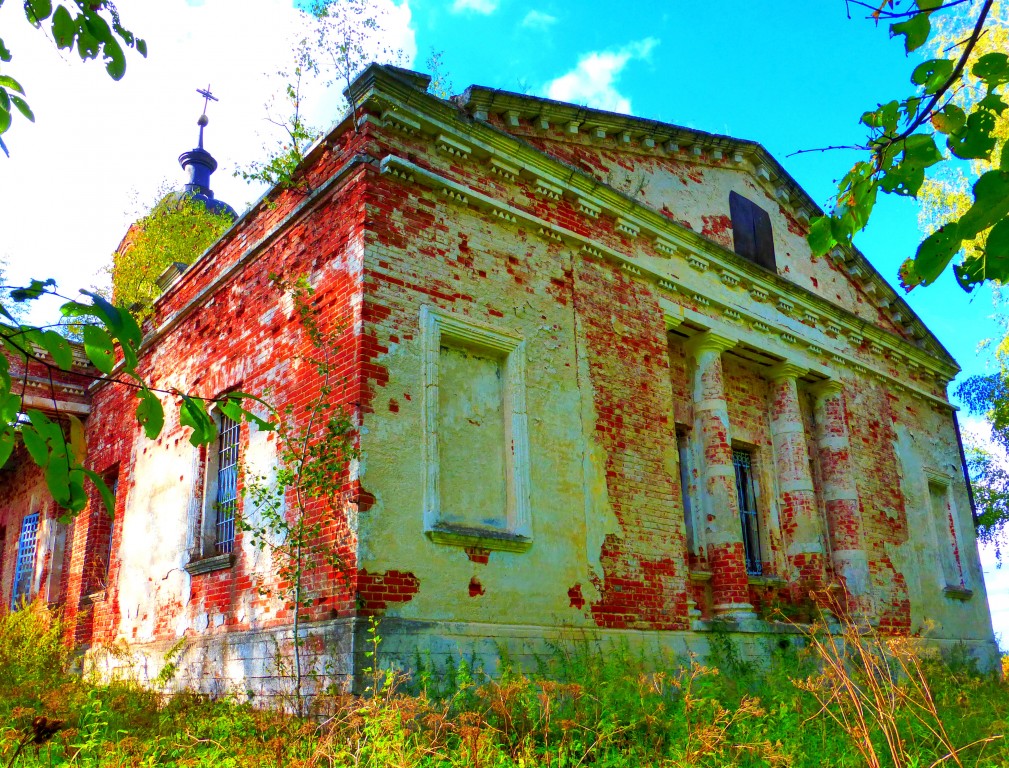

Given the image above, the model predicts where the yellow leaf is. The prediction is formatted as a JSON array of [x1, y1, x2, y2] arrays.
[[68, 413, 87, 464]]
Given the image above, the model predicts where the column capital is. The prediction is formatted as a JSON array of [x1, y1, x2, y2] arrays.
[[767, 362, 807, 383], [684, 330, 736, 358], [811, 379, 845, 400]]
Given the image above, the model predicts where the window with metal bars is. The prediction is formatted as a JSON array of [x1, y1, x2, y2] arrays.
[[733, 450, 763, 576], [12, 512, 39, 608], [214, 415, 240, 554], [104, 472, 119, 579]]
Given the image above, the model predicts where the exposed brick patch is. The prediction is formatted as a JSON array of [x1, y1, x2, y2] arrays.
[[568, 583, 585, 610], [700, 214, 733, 247], [468, 577, 485, 597], [357, 569, 420, 615], [465, 547, 490, 565]]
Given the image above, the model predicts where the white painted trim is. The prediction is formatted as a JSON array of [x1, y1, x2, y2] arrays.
[[379, 155, 954, 410], [924, 469, 970, 590], [420, 306, 532, 551]]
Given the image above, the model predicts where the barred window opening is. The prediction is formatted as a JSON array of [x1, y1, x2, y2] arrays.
[[733, 450, 762, 576], [104, 473, 119, 578], [215, 415, 240, 554], [12, 512, 40, 608]]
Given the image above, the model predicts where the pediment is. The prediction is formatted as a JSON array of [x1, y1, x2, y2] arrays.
[[454, 84, 953, 367]]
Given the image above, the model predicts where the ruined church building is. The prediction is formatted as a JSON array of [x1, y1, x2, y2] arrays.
[[0, 65, 998, 692]]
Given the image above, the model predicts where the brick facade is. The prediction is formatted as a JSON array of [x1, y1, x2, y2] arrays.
[[0, 64, 997, 694]]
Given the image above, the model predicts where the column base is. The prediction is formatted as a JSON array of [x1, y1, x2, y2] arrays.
[[713, 602, 756, 622]]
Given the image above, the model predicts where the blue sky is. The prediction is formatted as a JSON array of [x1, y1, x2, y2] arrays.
[[2, 0, 1005, 642]]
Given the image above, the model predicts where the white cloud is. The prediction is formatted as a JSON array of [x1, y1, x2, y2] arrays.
[[521, 9, 556, 28], [544, 37, 658, 115], [451, 0, 498, 13], [0, 0, 415, 320]]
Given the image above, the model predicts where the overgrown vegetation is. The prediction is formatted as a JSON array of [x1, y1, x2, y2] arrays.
[[110, 194, 234, 323], [239, 274, 358, 716], [2, 602, 1007, 767]]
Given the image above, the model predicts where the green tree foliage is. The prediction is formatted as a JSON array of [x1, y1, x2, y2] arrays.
[[237, 0, 405, 192], [917, 3, 1009, 271], [1, 280, 273, 514], [807, 0, 1009, 292], [0, 0, 146, 155], [111, 194, 233, 322], [955, 372, 1009, 557], [240, 275, 358, 715], [235, 38, 321, 192]]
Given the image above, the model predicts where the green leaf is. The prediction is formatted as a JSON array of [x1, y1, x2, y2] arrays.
[[10, 94, 33, 122], [45, 459, 71, 507], [911, 59, 954, 95], [958, 170, 1009, 238], [180, 395, 217, 446], [51, 5, 76, 48], [66, 469, 87, 511], [82, 324, 115, 374], [226, 391, 278, 430], [954, 257, 987, 291], [0, 392, 20, 423], [41, 329, 73, 370], [912, 222, 962, 286], [0, 88, 9, 113], [861, 100, 900, 132], [20, 423, 49, 466], [0, 427, 15, 469], [932, 104, 966, 135], [948, 109, 998, 160], [103, 36, 125, 80], [984, 217, 1009, 263], [218, 397, 243, 423], [0, 106, 10, 135], [83, 468, 115, 516], [973, 52, 1009, 88], [830, 214, 855, 243], [807, 216, 836, 257], [135, 388, 164, 439], [891, 12, 931, 53], [0, 37, 11, 63], [9, 278, 54, 301], [76, 28, 99, 60], [83, 290, 141, 350], [238, 405, 276, 432], [978, 93, 1007, 115], [0, 74, 24, 94], [24, 0, 52, 26], [136, 38, 147, 57]]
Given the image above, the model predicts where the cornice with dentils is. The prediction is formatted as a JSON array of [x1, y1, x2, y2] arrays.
[[455, 83, 953, 368], [346, 64, 959, 385]]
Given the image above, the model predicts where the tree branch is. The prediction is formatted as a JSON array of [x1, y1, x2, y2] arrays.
[[894, 0, 994, 142]]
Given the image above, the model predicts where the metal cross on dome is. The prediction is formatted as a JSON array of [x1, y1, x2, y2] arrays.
[[195, 84, 218, 149]]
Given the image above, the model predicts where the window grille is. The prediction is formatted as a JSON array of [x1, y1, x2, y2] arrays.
[[733, 450, 762, 576], [12, 512, 39, 608], [214, 415, 240, 554], [105, 474, 119, 577]]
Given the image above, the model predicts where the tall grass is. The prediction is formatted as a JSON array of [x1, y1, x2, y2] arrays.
[[1, 601, 1006, 767]]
